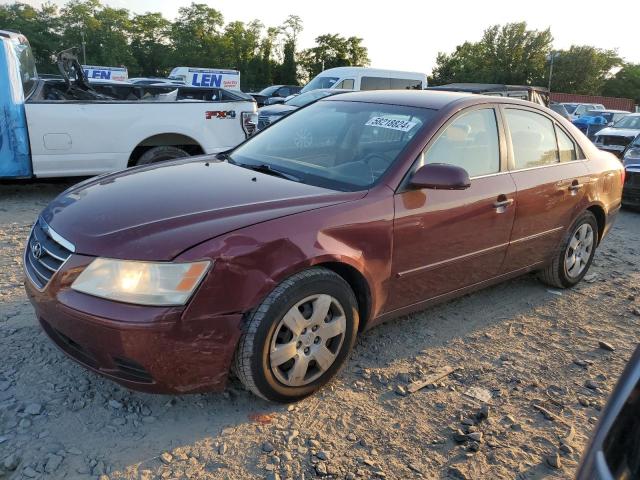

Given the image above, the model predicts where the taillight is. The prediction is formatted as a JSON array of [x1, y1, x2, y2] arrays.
[[241, 112, 258, 137]]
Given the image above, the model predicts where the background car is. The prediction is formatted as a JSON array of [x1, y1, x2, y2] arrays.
[[549, 102, 572, 121], [576, 344, 640, 479], [573, 109, 630, 140], [594, 113, 640, 157], [129, 77, 185, 86], [561, 102, 606, 120], [250, 84, 302, 107], [621, 134, 640, 208], [255, 89, 349, 131]]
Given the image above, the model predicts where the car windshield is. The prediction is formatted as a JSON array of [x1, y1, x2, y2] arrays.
[[563, 104, 578, 114], [259, 86, 280, 96], [11, 36, 38, 98], [613, 116, 640, 129], [301, 76, 340, 93], [285, 90, 332, 107], [229, 100, 435, 191]]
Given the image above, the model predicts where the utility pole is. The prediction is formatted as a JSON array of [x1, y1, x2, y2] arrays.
[[547, 51, 559, 93], [81, 30, 86, 64]]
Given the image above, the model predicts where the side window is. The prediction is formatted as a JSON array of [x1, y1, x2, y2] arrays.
[[335, 79, 355, 89], [278, 87, 290, 97], [556, 126, 578, 162], [505, 109, 559, 169], [360, 76, 391, 90], [424, 109, 500, 177], [575, 105, 586, 116], [390, 78, 423, 90]]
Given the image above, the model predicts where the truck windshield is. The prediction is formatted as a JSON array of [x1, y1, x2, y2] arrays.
[[301, 76, 339, 93], [11, 36, 38, 98], [229, 100, 435, 191]]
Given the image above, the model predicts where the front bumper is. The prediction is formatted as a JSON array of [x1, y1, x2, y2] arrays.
[[623, 169, 640, 208], [24, 254, 243, 394]]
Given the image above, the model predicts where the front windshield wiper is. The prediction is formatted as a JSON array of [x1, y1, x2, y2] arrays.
[[241, 163, 302, 182], [223, 154, 301, 182]]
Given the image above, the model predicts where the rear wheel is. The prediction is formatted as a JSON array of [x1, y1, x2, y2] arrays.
[[234, 268, 359, 403], [135, 146, 189, 165], [538, 211, 598, 288]]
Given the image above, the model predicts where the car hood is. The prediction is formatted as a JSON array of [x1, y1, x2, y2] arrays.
[[595, 127, 640, 138], [259, 104, 297, 116], [41, 158, 364, 261]]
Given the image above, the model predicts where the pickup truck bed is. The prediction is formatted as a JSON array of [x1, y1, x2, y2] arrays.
[[24, 80, 256, 177]]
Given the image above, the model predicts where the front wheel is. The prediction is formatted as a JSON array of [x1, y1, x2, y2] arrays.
[[234, 268, 359, 403], [538, 211, 598, 288], [135, 146, 189, 165]]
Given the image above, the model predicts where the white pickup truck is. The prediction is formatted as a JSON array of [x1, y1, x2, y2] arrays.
[[0, 31, 256, 179]]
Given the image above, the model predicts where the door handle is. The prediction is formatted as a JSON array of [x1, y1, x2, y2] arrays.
[[493, 198, 514, 208], [569, 180, 583, 194]]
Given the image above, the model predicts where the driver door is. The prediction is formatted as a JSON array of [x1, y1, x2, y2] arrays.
[[386, 106, 517, 312]]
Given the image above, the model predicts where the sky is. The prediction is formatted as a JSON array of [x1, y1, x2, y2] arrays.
[[7, 0, 640, 74]]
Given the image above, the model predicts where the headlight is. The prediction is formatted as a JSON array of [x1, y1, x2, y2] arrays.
[[71, 258, 211, 306]]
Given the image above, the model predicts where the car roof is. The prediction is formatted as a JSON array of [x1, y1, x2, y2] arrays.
[[320, 89, 540, 110], [588, 109, 629, 114]]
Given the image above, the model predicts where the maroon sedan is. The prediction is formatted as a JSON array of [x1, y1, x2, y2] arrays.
[[24, 91, 623, 402]]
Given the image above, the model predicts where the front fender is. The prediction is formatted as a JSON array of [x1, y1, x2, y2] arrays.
[[177, 190, 395, 326]]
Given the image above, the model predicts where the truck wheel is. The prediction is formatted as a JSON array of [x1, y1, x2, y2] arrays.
[[135, 146, 189, 165], [234, 268, 359, 403]]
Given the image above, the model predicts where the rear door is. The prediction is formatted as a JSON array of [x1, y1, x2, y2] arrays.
[[500, 106, 590, 272], [387, 106, 517, 311]]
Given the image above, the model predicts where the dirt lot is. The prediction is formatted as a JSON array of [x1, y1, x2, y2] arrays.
[[1, 180, 639, 480]]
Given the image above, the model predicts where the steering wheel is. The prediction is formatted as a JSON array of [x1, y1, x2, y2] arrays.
[[361, 152, 389, 175]]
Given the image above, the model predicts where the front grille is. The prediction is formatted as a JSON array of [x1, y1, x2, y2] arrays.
[[626, 171, 640, 187], [24, 218, 74, 289], [113, 357, 154, 383], [257, 114, 271, 130], [601, 135, 633, 147]]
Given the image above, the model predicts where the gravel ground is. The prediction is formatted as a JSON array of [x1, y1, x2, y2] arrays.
[[1, 180, 639, 480]]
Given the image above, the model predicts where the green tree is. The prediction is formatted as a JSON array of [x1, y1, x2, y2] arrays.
[[602, 63, 640, 104], [430, 22, 552, 86], [299, 33, 370, 81], [278, 15, 303, 85], [171, 3, 224, 68], [130, 13, 172, 76], [549, 46, 622, 95], [0, 2, 62, 73]]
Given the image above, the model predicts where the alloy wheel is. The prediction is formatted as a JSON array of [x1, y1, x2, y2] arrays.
[[269, 294, 346, 387], [565, 223, 594, 278]]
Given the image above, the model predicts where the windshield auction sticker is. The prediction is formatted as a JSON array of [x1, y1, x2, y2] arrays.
[[365, 116, 417, 132]]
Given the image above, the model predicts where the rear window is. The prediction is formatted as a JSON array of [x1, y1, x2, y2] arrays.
[[506, 109, 559, 169], [361, 76, 391, 90]]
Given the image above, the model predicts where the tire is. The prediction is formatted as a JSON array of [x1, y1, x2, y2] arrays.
[[234, 267, 359, 403], [135, 146, 189, 166], [538, 211, 598, 289]]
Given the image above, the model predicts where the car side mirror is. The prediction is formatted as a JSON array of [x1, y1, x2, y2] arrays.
[[267, 97, 285, 105], [409, 163, 471, 190]]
